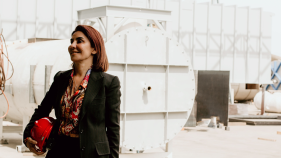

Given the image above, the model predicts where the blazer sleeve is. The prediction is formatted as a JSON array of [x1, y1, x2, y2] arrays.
[[105, 76, 121, 158], [23, 71, 61, 146]]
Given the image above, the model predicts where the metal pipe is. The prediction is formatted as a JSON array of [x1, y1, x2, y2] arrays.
[[261, 85, 265, 115]]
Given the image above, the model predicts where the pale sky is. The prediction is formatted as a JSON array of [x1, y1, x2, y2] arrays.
[[196, 0, 281, 56]]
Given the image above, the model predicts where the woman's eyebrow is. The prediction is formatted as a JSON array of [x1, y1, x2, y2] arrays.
[[76, 37, 83, 40], [70, 37, 83, 40]]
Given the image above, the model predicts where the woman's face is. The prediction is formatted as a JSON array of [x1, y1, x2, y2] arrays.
[[68, 31, 96, 63]]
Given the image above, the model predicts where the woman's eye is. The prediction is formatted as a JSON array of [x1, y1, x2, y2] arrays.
[[77, 40, 82, 43]]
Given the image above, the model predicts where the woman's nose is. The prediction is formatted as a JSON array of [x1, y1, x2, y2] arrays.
[[70, 42, 76, 49]]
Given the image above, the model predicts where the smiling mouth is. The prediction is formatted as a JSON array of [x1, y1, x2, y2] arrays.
[[71, 52, 80, 54]]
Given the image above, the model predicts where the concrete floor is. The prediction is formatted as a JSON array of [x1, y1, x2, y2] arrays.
[[1, 103, 281, 158], [0, 125, 281, 158]]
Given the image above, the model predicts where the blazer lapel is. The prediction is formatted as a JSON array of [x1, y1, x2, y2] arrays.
[[55, 70, 72, 120], [80, 70, 104, 121]]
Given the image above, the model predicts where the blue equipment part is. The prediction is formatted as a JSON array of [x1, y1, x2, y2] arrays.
[[266, 61, 281, 90]]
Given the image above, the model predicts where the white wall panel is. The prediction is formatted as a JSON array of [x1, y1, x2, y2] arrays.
[[165, 0, 180, 42], [221, 6, 234, 81], [233, 7, 247, 83], [0, 0, 273, 84], [37, 0, 55, 38], [193, 3, 208, 70], [109, 0, 131, 6], [260, 11, 272, 83], [179, 2, 271, 84], [248, 9, 260, 83], [91, 0, 109, 7], [132, 0, 147, 8], [0, 0, 18, 40], [179, 0, 193, 64], [55, 0, 72, 39], [17, 0, 36, 39], [208, 4, 221, 70]]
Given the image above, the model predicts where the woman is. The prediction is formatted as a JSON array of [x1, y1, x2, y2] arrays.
[[23, 25, 121, 158]]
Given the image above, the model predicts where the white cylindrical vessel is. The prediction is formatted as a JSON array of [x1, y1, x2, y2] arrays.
[[231, 83, 259, 101], [254, 91, 281, 112], [0, 40, 72, 123]]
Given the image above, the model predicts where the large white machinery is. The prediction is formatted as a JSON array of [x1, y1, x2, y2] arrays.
[[0, 0, 274, 156]]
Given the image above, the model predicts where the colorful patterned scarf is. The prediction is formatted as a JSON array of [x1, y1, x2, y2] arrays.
[[58, 66, 92, 137]]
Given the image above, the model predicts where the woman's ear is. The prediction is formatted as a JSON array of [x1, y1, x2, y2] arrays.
[[91, 49, 97, 55]]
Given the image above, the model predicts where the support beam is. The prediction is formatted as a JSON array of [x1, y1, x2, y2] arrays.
[[29, 65, 36, 103], [16, 115, 30, 152], [0, 110, 9, 144], [53, 0, 56, 39], [22, 115, 30, 144], [165, 139, 173, 152], [206, 3, 210, 70], [97, 18, 106, 37], [164, 37, 170, 142], [83, 19, 90, 25], [105, 16, 115, 42], [246, 7, 250, 83], [153, 19, 165, 32], [177, 0, 182, 43], [35, 0, 39, 40], [114, 17, 129, 33], [232, 6, 237, 83], [259, 9, 263, 84], [192, 2, 196, 69], [219, 4, 224, 70], [120, 34, 128, 152], [71, 0, 75, 30], [16, 0, 20, 40], [44, 65, 53, 95], [261, 85, 265, 115]]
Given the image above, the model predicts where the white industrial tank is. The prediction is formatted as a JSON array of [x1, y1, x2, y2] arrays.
[[254, 91, 281, 113], [0, 40, 72, 123], [0, 26, 195, 150], [253, 60, 281, 113], [231, 83, 259, 101]]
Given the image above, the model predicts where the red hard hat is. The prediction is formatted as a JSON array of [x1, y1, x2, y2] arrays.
[[31, 117, 56, 152]]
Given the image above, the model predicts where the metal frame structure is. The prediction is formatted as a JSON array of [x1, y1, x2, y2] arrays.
[[77, 5, 172, 42]]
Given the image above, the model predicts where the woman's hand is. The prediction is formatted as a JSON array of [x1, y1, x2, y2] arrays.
[[25, 137, 45, 155]]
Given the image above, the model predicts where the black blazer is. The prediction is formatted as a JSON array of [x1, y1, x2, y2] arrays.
[[23, 69, 121, 158]]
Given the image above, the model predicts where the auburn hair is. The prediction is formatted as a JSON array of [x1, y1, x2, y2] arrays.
[[72, 25, 109, 72]]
